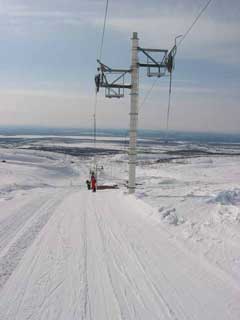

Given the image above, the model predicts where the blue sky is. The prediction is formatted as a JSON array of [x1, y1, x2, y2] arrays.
[[0, 0, 239, 133]]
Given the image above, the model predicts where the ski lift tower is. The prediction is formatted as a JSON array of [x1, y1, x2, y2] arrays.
[[128, 32, 139, 194], [95, 32, 177, 194]]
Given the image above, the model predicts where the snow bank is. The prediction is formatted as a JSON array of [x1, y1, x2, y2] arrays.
[[158, 207, 184, 225], [211, 189, 240, 205]]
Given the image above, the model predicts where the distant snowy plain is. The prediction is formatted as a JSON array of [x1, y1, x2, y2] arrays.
[[0, 135, 240, 319]]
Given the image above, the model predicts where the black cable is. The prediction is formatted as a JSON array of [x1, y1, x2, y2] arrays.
[[139, 78, 159, 111], [139, 0, 213, 112], [178, 0, 213, 47], [92, 0, 110, 174], [165, 0, 213, 141], [165, 72, 173, 141], [98, 0, 109, 61]]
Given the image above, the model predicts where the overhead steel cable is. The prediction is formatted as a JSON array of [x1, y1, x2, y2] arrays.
[[139, 78, 159, 111], [98, 0, 109, 61], [165, 0, 213, 141], [178, 0, 213, 48], [138, 0, 214, 139]]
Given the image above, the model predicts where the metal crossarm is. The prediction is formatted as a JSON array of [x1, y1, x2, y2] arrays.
[[138, 48, 168, 53], [138, 63, 166, 68], [96, 60, 132, 98], [138, 47, 168, 66], [138, 47, 169, 78], [105, 87, 124, 99]]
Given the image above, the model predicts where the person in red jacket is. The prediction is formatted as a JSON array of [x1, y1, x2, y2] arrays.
[[91, 173, 96, 192]]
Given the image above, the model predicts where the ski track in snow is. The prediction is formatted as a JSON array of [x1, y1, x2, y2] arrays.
[[0, 191, 239, 320]]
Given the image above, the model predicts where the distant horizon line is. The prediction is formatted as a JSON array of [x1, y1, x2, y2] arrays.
[[0, 125, 240, 136]]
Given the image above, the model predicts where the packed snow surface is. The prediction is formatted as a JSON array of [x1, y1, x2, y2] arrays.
[[0, 137, 240, 320]]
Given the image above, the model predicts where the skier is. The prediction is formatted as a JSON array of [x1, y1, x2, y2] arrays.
[[86, 180, 91, 190], [91, 173, 97, 192]]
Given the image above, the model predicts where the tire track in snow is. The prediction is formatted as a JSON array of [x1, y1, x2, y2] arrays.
[[0, 192, 53, 251], [85, 194, 123, 320], [91, 204, 125, 320], [12, 239, 47, 320], [0, 189, 68, 289], [1, 190, 239, 320], [0, 190, 90, 319], [101, 215, 190, 320], [93, 197, 180, 320], [41, 192, 88, 320], [93, 192, 240, 320], [94, 204, 147, 319], [82, 195, 92, 320]]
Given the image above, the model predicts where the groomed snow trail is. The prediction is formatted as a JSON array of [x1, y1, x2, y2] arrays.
[[0, 190, 239, 320], [0, 188, 71, 288]]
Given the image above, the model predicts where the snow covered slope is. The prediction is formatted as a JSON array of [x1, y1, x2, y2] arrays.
[[1, 190, 239, 320], [0, 143, 240, 319]]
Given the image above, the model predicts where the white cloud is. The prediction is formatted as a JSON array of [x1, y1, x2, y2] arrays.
[[0, 85, 239, 133], [107, 14, 240, 64], [0, 1, 100, 34], [138, 97, 240, 133], [0, 88, 94, 127], [1, 1, 239, 64], [0, 0, 239, 133]]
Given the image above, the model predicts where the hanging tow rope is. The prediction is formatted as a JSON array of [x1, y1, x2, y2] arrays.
[[165, 72, 173, 141], [165, 42, 178, 142], [92, 0, 110, 176]]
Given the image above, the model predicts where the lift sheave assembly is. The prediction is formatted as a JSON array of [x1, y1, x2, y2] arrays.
[[95, 42, 177, 99]]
